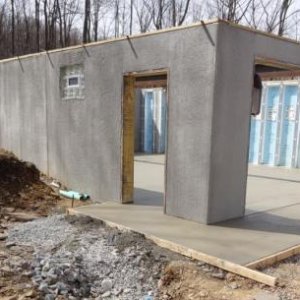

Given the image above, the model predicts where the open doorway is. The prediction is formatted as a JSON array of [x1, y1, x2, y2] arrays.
[[246, 59, 300, 216], [122, 70, 168, 208]]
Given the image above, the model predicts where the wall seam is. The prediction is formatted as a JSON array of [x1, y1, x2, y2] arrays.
[[45, 56, 50, 175], [206, 23, 220, 224]]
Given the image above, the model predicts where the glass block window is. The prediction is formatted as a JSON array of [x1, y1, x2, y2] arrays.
[[60, 64, 85, 100]]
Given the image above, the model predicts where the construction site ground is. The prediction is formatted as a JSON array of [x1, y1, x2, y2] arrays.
[[0, 150, 300, 299], [74, 155, 300, 266]]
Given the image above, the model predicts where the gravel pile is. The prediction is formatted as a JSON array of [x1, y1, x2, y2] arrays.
[[7, 214, 183, 299], [8, 215, 76, 250]]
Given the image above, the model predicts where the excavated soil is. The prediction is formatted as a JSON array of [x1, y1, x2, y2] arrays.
[[0, 149, 60, 216], [0, 149, 89, 299]]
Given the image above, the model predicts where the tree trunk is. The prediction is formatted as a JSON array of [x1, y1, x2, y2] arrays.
[[278, 0, 292, 36], [35, 0, 40, 52], [129, 0, 133, 35], [172, 0, 176, 26], [56, 0, 64, 47], [93, 0, 100, 41], [44, 0, 49, 50], [83, 0, 91, 43], [22, 0, 30, 51], [178, 0, 191, 25], [11, 0, 15, 56], [115, 0, 120, 37]]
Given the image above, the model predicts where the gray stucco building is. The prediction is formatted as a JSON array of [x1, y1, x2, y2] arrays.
[[1, 19, 300, 224]]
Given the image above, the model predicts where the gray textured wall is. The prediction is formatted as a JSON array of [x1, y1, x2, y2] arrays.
[[2, 21, 299, 224], [0, 57, 48, 172], [209, 23, 300, 224], [0, 23, 218, 223]]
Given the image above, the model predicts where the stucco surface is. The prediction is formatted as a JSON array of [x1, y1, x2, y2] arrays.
[[1, 21, 300, 223]]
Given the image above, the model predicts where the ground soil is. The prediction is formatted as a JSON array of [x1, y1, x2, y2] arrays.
[[0, 149, 90, 299], [0, 149, 300, 300], [0, 149, 58, 216]]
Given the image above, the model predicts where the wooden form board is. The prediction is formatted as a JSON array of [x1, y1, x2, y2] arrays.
[[68, 208, 278, 287], [255, 57, 300, 71], [246, 245, 300, 270], [259, 70, 300, 81], [134, 75, 167, 89], [134, 80, 167, 89], [122, 76, 135, 203]]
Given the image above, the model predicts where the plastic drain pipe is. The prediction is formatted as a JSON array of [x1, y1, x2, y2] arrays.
[[59, 190, 90, 201]]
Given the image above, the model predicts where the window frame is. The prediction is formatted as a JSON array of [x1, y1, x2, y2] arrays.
[[60, 64, 85, 101]]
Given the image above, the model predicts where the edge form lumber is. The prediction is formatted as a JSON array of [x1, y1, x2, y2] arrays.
[[68, 208, 278, 287], [246, 244, 300, 270]]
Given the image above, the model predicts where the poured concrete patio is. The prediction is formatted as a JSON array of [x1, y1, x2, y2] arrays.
[[72, 155, 300, 266]]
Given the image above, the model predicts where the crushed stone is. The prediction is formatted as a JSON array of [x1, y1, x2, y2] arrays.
[[7, 214, 187, 299]]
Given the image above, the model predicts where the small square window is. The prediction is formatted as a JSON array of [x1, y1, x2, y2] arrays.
[[68, 77, 79, 87], [60, 64, 84, 100]]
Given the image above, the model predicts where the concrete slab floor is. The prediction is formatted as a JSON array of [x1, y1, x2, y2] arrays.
[[73, 155, 300, 266], [134, 154, 165, 206]]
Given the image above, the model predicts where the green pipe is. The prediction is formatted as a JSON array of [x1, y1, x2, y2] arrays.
[[59, 190, 90, 201]]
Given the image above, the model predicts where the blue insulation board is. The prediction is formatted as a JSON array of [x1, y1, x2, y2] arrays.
[[262, 86, 280, 165], [279, 85, 298, 167], [143, 91, 154, 153], [249, 115, 261, 164], [158, 91, 167, 153]]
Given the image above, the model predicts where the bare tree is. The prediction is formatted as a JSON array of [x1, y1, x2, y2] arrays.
[[43, 0, 49, 49], [278, 0, 293, 36], [114, 0, 120, 37], [144, 0, 170, 30], [0, 0, 300, 61], [129, 0, 133, 34], [134, 0, 152, 32], [257, 0, 299, 35], [192, 1, 204, 22], [120, 0, 127, 35], [291, 10, 300, 40], [170, 0, 191, 26], [83, 0, 91, 42], [260, 0, 281, 32], [56, 0, 63, 47], [11, 0, 15, 55], [35, 0, 40, 51], [92, 0, 111, 41], [208, 0, 253, 23], [243, 0, 263, 29], [49, 0, 59, 48], [93, 0, 100, 40], [21, 0, 30, 49], [62, 0, 80, 46]]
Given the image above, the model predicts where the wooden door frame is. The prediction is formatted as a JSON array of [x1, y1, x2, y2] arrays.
[[121, 69, 169, 208]]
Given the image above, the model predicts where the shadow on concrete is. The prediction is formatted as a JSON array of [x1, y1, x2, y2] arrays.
[[134, 188, 163, 206], [248, 174, 300, 184], [218, 205, 300, 236], [134, 159, 164, 165]]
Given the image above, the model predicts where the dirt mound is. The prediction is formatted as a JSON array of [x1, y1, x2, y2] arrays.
[[0, 149, 60, 216]]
